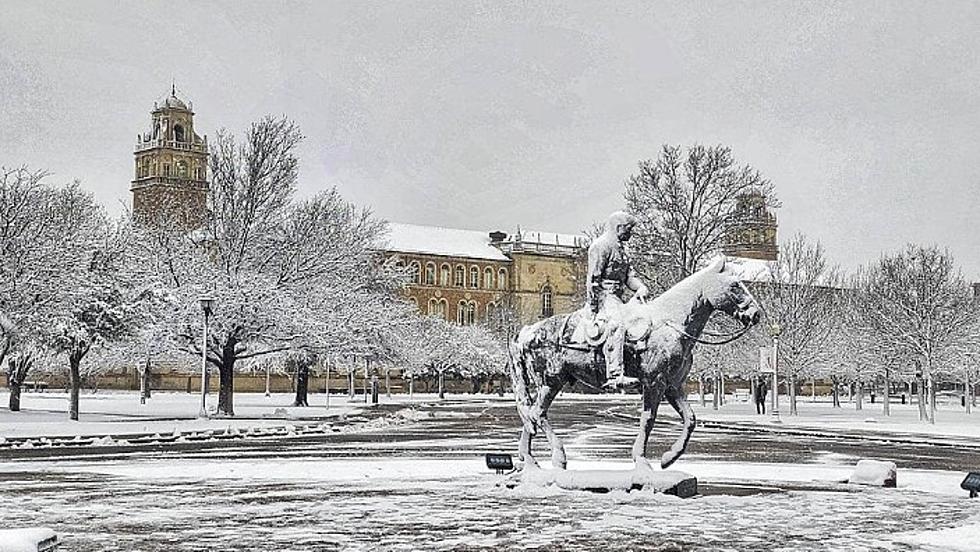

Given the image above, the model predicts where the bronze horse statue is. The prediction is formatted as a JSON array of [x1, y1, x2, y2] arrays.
[[509, 257, 761, 471]]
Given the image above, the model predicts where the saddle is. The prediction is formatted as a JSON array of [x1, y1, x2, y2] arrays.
[[559, 308, 654, 352]]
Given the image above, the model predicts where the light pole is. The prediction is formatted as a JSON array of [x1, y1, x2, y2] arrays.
[[770, 323, 782, 420], [265, 361, 271, 398], [198, 296, 215, 418]]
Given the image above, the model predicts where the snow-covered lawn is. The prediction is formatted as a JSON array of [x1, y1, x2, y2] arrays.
[[0, 390, 424, 438], [688, 393, 980, 443]]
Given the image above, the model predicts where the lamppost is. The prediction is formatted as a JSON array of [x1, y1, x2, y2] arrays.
[[198, 296, 215, 418], [770, 323, 782, 420]]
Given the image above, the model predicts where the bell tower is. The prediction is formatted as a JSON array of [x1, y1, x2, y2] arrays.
[[722, 189, 778, 261], [131, 86, 208, 228]]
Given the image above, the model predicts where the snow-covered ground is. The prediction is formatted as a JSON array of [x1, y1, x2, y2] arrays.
[[0, 390, 443, 439], [1, 394, 978, 551], [688, 393, 980, 443]]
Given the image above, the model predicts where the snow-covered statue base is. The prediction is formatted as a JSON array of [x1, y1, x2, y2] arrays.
[[516, 461, 698, 497], [508, 258, 760, 492]]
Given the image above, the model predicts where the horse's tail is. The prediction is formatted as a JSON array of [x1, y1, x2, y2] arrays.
[[508, 336, 535, 431]]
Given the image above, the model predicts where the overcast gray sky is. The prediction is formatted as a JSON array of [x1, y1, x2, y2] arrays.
[[2, 1, 979, 277]]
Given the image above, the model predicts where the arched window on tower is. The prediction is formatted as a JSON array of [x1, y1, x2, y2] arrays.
[[174, 124, 185, 143], [484, 267, 494, 289], [176, 160, 188, 178], [540, 284, 553, 318], [454, 265, 465, 287], [440, 264, 451, 286], [469, 266, 479, 289], [424, 263, 436, 285]]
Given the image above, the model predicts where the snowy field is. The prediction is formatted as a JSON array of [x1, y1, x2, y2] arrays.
[[1, 394, 979, 551]]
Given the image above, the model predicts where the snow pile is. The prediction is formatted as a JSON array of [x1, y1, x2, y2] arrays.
[[848, 460, 897, 487], [520, 462, 693, 492], [0, 527, 57, 552], [894, 516, 980, 551]]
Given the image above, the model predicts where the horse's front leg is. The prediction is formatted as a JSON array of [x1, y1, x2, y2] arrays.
[[662, 384, 696, 469], [631, 378, 665, 469], [534, 378, 567, 469]]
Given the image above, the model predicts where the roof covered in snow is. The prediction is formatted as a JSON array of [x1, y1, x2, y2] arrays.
[[384, 223, 511, 261], [504, 229, 589, 248]]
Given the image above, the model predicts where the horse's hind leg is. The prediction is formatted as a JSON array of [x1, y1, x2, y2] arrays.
[[632, 382, 665, 469], [661, 385, 696, 469], [518, 425, 539, 468]]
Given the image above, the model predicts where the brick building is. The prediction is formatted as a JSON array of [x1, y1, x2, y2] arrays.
[[384, 223, 587, 327]]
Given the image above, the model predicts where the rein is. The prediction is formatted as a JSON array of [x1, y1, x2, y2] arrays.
[[664, 321, 751, 346]]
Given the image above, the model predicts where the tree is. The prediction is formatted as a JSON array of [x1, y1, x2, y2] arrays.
[[624, 144, 777, 290], [134, 117, 406, 416], [754, 234, 841, 415], [855, 245, 975, 423]]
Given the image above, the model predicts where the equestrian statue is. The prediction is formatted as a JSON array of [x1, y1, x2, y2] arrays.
[[509, 211, 762, 473]]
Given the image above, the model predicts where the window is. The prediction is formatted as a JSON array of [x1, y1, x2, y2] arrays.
[[440, 264, 451, 286], [174, 124, 185, 142], [176, 160, 188, 178], [457, 301, 476, 325], [425, 263, 436, 285], [486, 302, 496, 322], [429, 298, 447, 319], [484, 267, 494, 289], [410, 262, 421, 284], [163, 163, 171, 177], [454, 265, 465, 287], [541, 284, 553, 318], [408, 297, 418, 309], [498, 268, 508, 290], [439, 299, 448, 319], [457, 301, 467, 325], [469, 266, 479, 288]]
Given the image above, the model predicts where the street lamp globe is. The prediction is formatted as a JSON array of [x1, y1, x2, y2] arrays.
[[770, 322, 782, 337], [199, 296, 215, 316]]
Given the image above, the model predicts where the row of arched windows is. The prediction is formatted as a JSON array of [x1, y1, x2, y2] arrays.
[[411, 261, 507, 290], [425, 298, 499, 325]]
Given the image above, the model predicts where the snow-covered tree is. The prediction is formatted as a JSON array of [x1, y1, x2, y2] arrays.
[[754, 234, 841, 415], [854, 245, 975, 423], [624, 144, 778, 290]]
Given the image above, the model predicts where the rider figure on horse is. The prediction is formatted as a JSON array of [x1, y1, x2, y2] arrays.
[[586, 211, 650, 388]]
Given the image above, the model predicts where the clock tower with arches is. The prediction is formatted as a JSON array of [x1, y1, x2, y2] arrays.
[[131, 86, 209, 228]]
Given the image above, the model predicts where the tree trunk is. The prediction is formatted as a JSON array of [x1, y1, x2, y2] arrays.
[[7, 355, 32, 412], [69, 351, 82, 421], [855, 380, 863, 411], [216, 339, 236, 416], [438, 370, 445, 399], [831, 376, 840, 408], [883, 369, 891, 417], [928, 374, 936, 424], [699, 375, 706, 407], [789, 375, 798, 416], [409, 376, 414, 401], [293, 361, 309, 407], [967, 370, 974, 414], [916, 373, 926, 421], [142, 357, 152, 400], [385, 369, 391, 398], [711, 378, 718, 410]]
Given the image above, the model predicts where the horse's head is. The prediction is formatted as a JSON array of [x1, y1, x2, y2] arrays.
[[702, 256, 762, 327]]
